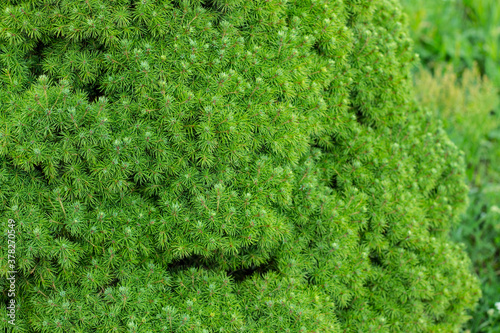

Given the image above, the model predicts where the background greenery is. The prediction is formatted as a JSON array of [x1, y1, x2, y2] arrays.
[[401, 0, 500, 331], [402, 0, 500, 86]]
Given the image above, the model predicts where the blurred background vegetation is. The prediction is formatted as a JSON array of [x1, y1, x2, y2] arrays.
[[400, 0, 500, 331]]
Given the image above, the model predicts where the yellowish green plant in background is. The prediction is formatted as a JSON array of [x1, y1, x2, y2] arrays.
[[413, 64, 500, 333], [414, 64, 499, 186]]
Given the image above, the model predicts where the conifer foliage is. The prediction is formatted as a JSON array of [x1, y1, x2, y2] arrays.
[[0, 0, 480, 332]]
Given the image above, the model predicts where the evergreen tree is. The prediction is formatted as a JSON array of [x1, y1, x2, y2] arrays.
[[0, 0, 480, 332]]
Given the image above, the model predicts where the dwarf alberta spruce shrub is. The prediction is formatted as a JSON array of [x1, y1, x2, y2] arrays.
[[0, 0, 481, 332]]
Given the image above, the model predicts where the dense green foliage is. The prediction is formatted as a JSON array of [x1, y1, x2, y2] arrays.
[[413, 64, 500, 332], [0, 0, 481, 332], [401, 0, 500, 86]]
